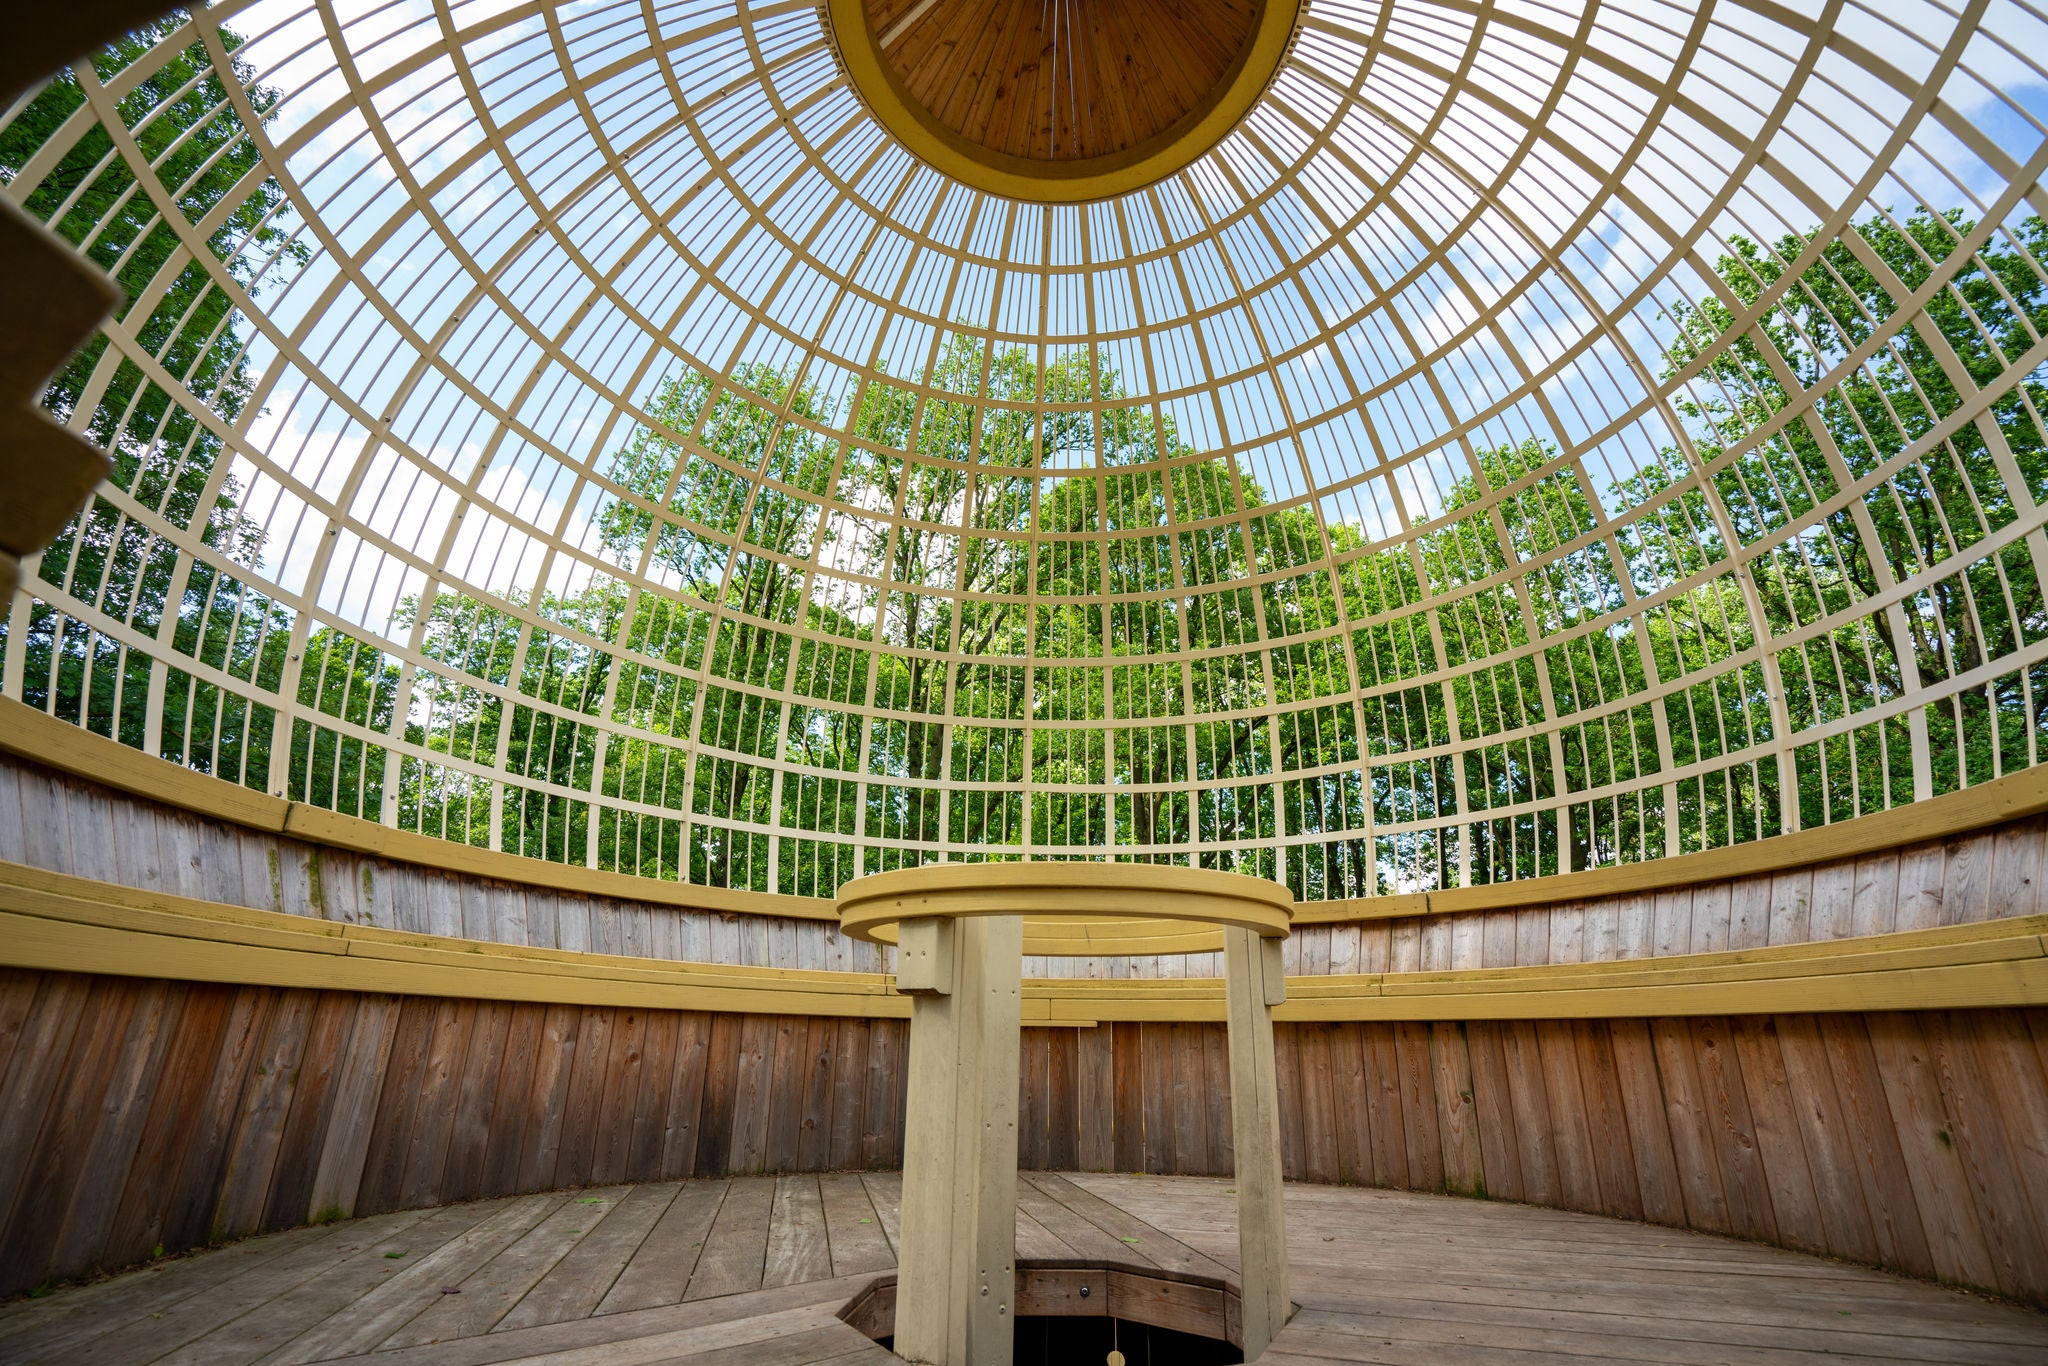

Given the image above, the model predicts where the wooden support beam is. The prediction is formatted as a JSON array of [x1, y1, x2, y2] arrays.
[[1224, 925, 1289, 1356], [894, 914, 1022, 1365]]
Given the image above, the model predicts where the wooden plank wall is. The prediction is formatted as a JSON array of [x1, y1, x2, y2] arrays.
[[1026, 812, 2048, 978], [1020, 1014, 2048, 1306], [0, 968, 909, 1300], [6, 963, 2045, 1305], [8, 750, 2040, 983], [0, 754, 892, 973]]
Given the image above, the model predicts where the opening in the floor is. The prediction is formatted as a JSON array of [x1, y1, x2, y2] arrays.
[[839, 1261, 1247, 1362]]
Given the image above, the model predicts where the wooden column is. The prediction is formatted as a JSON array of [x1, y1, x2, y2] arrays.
[[894, 914, 1022, 1366], [1224, 924, 1289, 1358]]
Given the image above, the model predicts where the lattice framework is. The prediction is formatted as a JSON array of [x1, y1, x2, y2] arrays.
[[5, 0, 2047, 902]]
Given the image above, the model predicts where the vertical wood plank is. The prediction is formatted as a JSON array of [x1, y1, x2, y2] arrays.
[[158, 987, 276, 1252], [353, 996, 435, 1217], [45, 981, 183, 1280], [552, 1006, 616, 1188], [1990, 824, 2044, 923], [516, 1004, 582, 1192], [1394, 1021, 1444, 1192], [1808, 860, 1855, 941], [1270, 1024, 1302, 1181], [1430, 1022, 1483, 1197], [1330, 1023, 1375, 1188], [1047, 1026, 1080, 1171], [1571, 1019, 1644, 1221], [1772, 1014, 1880, 1264], [1018, 1029, 1050, 1171], [439, 999, 513, 1204], [629, 1010, 680, 1182], [1462, 1020, 1521, 1202], [1140, 1022, 1173, 1175], [1607, 1018, 1686, 1226], [1866, 1011, 2000, 1289], [1582, 898, 1619, 964], [867, 1018, 908, 1169], [1689, 1016, 1778, 1243], [1727, 876, 1771, 950], [1204, 1022, 1234, 1176], [591, 1008, 649, 1185], [395, 999, 475, 1212], [479, 1003, 544, 1200], [762, 1015, 807, 1175], [1499, 1019, 1556, 1204], [1966, 1009, 2048, 1274], [0, 978, 146, 1290], [1111, 1021, 1143, 1173], [663, 1012, 713, 1179], [1726, 1016, 1829, 1255], [1920, 1010, 2048, 1297], [1688, 881, 1732, 953], [1294, 1023, 1336, 1184], [99, 983, 237, 1268], [1533, 1020, 1599, 1213], [1851, 851, 1899, 938], [825, 1018, 868, 1173], [1076, 1023, 1113, 1172], [1648, 1017, 1731, 1234], [1943, 831, 1994, 925], [1364, 1022, 1409, 1189], [210, 988, 319, 1242], [1895, 840, 1947, 931], [0, 973, 93, 1254], [1481, 909, 1517, 967], [693, 1011, 743, 1177], [1815, 1012, 1935, 1279], [259, 990, 356, 1233], [726, 1013, 777, 1175], [1651, 889, 1692, 958]]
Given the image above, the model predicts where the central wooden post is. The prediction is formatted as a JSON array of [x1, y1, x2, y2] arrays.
[[1223, 924, 1289, 1359], [893, 913, 1023, 1366], [839, 864, 1293, 1363]]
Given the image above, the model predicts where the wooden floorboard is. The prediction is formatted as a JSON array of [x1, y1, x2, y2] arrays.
[[495, 1182, 678, 1331], [595, 1177, 724, 1315], [2, 1175, 2041, 1363], [818, 1173, 893, 1278]]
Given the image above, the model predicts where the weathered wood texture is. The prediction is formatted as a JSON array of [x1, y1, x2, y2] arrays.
[[1026, 813, 2048, 978], [0, 753, 890, 972], [8, 963, 2047, 1305], [1025, 1013, 2048, 1306], [9, 750, 2045, 982], [14, 1173, 2039, 1366], [0, 969, 908, 1300]]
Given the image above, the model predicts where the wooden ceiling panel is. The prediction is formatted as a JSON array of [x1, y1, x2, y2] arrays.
[[865, 0, 1264, 163]]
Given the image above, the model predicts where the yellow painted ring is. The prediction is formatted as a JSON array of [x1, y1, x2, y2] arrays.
[[824, 0, 1302, 204], [836, 861, 1294, 946]]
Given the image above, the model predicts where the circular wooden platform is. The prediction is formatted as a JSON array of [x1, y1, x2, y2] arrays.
[[2, 1174, 2041, 1364]]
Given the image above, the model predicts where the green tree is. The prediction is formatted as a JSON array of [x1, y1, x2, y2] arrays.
[[3, 15, 306, 778]]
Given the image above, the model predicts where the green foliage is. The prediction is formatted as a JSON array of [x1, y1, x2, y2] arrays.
[[5, 15, 306, 787]]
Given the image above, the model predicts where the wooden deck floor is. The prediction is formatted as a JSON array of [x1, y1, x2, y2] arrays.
[[1, 1173, 2042, 1364]]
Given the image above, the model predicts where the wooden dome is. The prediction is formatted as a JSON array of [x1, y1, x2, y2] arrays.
[[865, 0, 1262, 162], [830, 0, 1298, 200]]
